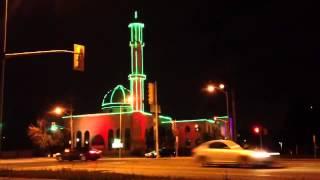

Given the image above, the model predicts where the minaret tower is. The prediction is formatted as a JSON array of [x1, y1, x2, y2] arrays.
[[128, 11, 146, 111]]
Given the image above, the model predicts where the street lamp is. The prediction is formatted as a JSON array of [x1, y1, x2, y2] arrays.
[[207, 85, 215, 93], [118, 95, 133, 158], [253, 126, 263, 150], [53, 106, 73, 150], [206, 83, 232, 139]]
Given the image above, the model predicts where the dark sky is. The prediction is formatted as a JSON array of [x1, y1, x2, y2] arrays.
[[1, 0, 320, 149]]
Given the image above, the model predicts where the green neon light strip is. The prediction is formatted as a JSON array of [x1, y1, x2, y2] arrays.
[[103, 102, 130, 105], [141, 26, 143, 42], [134, 11, 138, 19], [214, 116, 229, 119], [140, 28, 142, 42], [109, 85, 129, 103], [62, 111, 172, 121], [139, 111, 172, 121], [128, 74, 146, 79], [62, 111, 134, 118], [101, 89, 113, 107], [161, 119, 215, 124], [137, 28, 140, 41], [141, 47, 144, 74], [130, 27, 133, 42], [139, 79, 142, 110], [135, 50, 138, 74], [128, 23, 144, 28], [135, 26, 137, 42], [101, 105, 132, 110], [135, 76, 138, 110], [142, 78, 145, 111], [110, 85, 120, 103], [130, 78, 133, 104], [101, 103, 131, 109], [131, 45, 133, 73], [101, 85, 130, 107]]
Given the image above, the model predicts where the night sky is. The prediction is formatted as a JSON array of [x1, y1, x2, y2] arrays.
[[1, 0, 320, 151]]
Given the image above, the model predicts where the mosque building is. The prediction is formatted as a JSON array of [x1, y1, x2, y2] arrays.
[[62, 11, 230, 156]]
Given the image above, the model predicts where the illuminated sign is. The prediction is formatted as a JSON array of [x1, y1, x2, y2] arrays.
[[112, 138, 123, 148]]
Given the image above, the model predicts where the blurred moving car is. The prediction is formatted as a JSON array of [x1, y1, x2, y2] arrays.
[[192, 140, 279, 167], [145, 147, 176, 158], [55, 148, 102, 161]]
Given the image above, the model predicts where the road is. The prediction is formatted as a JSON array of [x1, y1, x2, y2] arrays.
[[1, 157, 320, 179]]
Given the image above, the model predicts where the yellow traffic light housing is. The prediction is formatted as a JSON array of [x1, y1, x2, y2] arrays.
[[148, 82, 155, 105], [73, 44, 85, 71]]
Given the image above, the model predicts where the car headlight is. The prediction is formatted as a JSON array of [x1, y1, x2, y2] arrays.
[[251, 151, 270, 158]]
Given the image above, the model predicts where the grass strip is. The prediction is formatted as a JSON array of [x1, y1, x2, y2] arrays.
[[0, 168, 190, 180]]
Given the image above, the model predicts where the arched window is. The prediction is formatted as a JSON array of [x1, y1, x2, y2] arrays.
[[145, 127, 154, 150], [185, 138, 191, 147], [116, 128, 120, 138], [185, 126, 190, 133], [108, 129, 114, 150], [91, 135, 105, 149], [84, 131, 90, 148], [76, 131, 82, 149], [125, 128, 131, 150]]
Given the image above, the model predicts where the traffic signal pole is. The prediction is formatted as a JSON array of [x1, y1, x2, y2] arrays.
[[154, 81, 159, 158], [148, 82, 159, 158], [0, 0, 84, 153], [0, 0, 8, 152]]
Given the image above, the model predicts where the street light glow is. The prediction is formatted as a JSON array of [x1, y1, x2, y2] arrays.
[[254, 127, 260, 134], [219, 84, 225, 89], [53, 107, 64, 115], [207, 85, 215, 93]]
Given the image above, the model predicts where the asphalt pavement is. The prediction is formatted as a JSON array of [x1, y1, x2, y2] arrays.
[[1, 157, 320, 179]]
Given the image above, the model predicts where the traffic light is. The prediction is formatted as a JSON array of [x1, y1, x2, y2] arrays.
[[253, 127, 260, 134], [148, 82, 155, 105], [50, 122, 58, 132], [73, 44, 85, 71]]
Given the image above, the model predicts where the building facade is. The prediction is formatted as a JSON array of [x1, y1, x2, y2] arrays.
[[62, 11, 229, 156]]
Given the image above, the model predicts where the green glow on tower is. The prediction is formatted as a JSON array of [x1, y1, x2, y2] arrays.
[[161, 119, 215, 124], [101, 85, 133, 113], [128, 11, 146, 111]]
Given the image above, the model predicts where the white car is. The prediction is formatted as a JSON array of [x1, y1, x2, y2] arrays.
[[192, 140, 279, 167]]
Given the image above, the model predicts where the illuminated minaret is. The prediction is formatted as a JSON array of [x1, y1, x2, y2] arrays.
[[128, 11, 146, 111]]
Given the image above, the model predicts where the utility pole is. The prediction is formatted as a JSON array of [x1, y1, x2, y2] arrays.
[[154, 81, 159, 158], [231, 88, 237, 142], [172, 119, 179, 157], [0, 0, 84, 153], [148, 82, 159, 158], [119, 106, 122, 158], [313, 134, 317, 159], [259, 133, 263, 150], [0, 0, 8, 152], [70, 107, 73, 150]]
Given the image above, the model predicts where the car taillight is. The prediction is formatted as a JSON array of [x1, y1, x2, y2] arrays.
[[89, 150, 97, 154]]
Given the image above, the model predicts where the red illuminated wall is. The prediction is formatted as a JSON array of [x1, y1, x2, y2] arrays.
[[69, 112, 153, 155], [175, 122, 217, 150]]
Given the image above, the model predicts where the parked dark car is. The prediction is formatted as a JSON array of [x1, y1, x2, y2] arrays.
[[145, 147, 176, 158], [55, 148, 102, 161]]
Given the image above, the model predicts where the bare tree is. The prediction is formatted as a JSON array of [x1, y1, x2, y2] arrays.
[[28, 119, 64, 154]]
